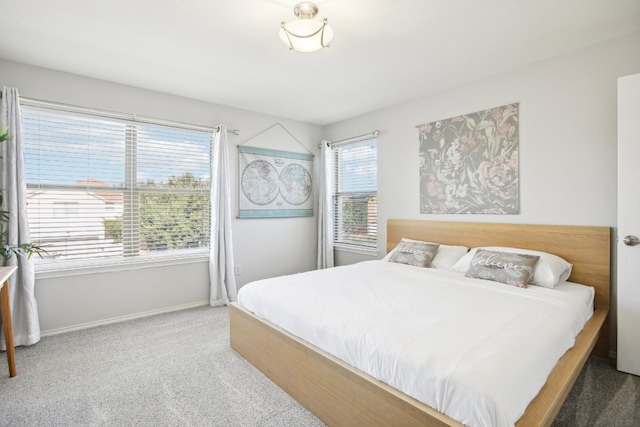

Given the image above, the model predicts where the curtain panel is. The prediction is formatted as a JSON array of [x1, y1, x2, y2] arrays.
[[209, 125, 237, 306], [317, 141, 334, 269], [0, 87, 40, 348]]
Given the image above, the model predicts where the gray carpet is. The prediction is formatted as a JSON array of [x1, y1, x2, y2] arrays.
[[0, 306, 324, 427], [552, 355, 640, 426], [0, 306, 637, 427]]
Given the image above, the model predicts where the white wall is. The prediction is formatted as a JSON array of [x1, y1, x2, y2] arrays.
[[325, 31, 640, 352], [0, 59, 322, 334]]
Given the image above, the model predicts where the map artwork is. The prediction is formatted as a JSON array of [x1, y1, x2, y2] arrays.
[[238, 146, 313, 218]]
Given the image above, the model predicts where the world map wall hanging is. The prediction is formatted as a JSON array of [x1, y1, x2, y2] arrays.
[[238, 145, 313, 218], [417, 103, 520, 214]]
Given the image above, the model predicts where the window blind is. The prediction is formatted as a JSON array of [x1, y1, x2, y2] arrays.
[[21, 103, 212, 270], [331, 138, 378, 250]]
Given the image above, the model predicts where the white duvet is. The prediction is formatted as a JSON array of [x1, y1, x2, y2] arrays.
[[237, 260, 594, 427]]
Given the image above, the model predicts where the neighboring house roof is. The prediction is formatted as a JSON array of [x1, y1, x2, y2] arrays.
[[76, 178, 123, 204], [27, 178, 124, 205], [27, 190, 107, 203], [75, 178, 110, 187]]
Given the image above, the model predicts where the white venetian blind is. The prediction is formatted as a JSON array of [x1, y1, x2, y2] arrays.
[[21, 103, 212, 270], [331, 138, 378, 249]]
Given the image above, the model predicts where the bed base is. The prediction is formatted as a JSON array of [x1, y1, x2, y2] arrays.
[[230, 220, 610, 426]]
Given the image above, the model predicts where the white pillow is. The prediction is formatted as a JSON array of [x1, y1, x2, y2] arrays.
[[451, 246, 572, 288], [384, 238, 469, 270]]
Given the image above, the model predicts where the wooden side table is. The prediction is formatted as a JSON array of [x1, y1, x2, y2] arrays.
[[0, 265, 18, 377]]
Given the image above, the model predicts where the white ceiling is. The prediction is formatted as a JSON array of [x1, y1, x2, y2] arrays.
[[1, 0, 639, 125]]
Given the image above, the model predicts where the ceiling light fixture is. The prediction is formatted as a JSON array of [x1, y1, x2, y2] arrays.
[[279, 2, 334, 53]]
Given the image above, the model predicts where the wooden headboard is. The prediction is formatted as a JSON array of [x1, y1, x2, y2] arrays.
[[387, 220, 611, 355]]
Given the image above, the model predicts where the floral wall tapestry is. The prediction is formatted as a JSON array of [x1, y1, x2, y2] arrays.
[[418, 103, 519, 214]]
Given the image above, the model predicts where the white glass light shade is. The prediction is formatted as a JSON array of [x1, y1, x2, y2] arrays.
[[279, 18, 334, 53]]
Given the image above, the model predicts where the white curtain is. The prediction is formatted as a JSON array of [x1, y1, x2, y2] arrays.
[[317, 140, 334, 269], [0, 87, 40, 349], [209, 125, 237, 306]]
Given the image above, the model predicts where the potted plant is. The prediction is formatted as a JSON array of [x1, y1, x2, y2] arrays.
[[0, 126, 46, 260]]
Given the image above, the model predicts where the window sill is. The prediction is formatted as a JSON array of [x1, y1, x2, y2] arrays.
[[35, 252, 210, 279], [333, 243, 379, 257]]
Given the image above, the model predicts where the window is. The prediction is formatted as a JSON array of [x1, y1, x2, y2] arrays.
[[22, 102, 212, 271], [331, 137, 377, 252]]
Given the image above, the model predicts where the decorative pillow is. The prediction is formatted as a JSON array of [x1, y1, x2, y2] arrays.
[[387, 240, 440, 267], [384, 238, 468, 269], [464, 249, 540, 288], [451, 246, 572, 288]]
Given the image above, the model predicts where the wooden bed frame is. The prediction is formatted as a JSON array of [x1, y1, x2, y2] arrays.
[[230, 220, 610, 426]]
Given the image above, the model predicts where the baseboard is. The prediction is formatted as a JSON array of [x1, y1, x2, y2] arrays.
[[41, 300, 210, 337]]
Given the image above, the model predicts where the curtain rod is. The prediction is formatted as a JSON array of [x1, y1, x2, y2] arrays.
[[8, 94, 239, 135], [318, 129, 380, 148]]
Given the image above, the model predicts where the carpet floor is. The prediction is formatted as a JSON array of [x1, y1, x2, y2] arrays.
[[0, 306, 637, 426]]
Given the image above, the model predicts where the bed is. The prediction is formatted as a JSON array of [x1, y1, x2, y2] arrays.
[[230, 220, 610, 426]]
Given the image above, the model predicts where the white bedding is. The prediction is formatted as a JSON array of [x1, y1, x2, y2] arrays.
[[237, 260, 594, 427]]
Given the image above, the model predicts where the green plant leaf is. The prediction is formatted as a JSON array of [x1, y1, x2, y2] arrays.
[[0, 126, 13, 143]]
